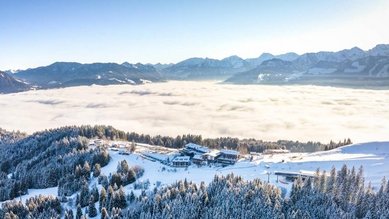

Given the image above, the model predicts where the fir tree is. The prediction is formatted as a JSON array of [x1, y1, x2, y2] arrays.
[[99, 187, 107, 212], [88, 195, 98, 218], [101, 207, 109, 219], [76, 204, 83, 219]]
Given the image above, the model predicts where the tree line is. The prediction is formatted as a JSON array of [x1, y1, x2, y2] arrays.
[[2, 165, 388, 218], [77, 125, 352, 153]]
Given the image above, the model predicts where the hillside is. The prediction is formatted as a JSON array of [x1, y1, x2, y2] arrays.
[[0, 71, 31, 93], [14, 62, 163, 88], [101, 140, 389, 190], [0, 125, 388, 218], [161, 56, 252, 80]]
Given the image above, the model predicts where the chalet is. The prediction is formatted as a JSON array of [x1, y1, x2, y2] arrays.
[[182, 143, 210, 156], [216, 149, 239, 164], [171, 156, 191, 167], [193, 150, 222, 166]]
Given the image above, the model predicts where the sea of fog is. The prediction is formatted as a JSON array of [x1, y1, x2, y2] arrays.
[[1, 81, 388, 143]]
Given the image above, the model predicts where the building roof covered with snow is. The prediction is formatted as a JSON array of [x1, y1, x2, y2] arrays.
[[192, 154, 204, 160], [220, 149, 239, 156], [263, 149, 290, 154], [204, 150, 221, 158], [185, 143, 210, 154]]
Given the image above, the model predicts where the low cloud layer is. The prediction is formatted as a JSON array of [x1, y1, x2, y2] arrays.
[[1, 81, 388, 143]]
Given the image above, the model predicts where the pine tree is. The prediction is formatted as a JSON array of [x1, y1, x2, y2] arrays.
[[93, 163, 101, 177], [76, 204, 83, 219], [99, 187, 107, 212], [327, 166, 336, 194], [80, 184, 90, 207], [106, 185, 114, 211], [128, 191, 135, 203], [127, 169, 136, 184], [319, 170, 326, 192], [65, 209, 74, 219], [91, 186, 99, 203], [117, 186, 127, 208], [88, 195, 98, 217], [313, 168, 321, 190], [83, 161, 91, 179], [130, 140, 136, 153], [101, 207, 109, 219]]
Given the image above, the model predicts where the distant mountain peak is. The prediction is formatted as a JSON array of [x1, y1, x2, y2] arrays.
[[368, 44, 389, 56], [222, 55, 243, 60]]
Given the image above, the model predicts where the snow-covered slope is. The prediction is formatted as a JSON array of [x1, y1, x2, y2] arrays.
[[0, 71, 31, 93], [368, 44, 389, 56], [105, 141, 389, 193], [14, 62, 162, 88], [3, 141, 388, 207], [295, 142, 389, 185]]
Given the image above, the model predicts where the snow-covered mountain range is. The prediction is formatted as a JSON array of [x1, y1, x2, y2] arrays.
[[13, 62, 162, 89], [225, 44, 389, 87], [1, 44, 389, 93], [160, 56, 252, 80]]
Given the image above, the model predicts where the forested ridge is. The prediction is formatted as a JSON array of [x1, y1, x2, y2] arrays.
[[0, 126, 110, 202]]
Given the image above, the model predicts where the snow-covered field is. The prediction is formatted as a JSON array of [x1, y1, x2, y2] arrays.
[[4, 141, 387, 208], [0, 81, 389, 142]]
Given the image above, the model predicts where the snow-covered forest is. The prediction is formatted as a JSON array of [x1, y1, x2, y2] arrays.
[[2, 167, 389, 218], [0, 125, 385, 218]]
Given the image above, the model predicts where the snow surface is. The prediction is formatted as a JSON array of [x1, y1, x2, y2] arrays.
[[344, 61, 365, 73], [140, 79, 152, 84], [377, 64, 389, 77], [0, 187, 58, 205], [108, 78, 126, 83], [101, 141, 389, 195]]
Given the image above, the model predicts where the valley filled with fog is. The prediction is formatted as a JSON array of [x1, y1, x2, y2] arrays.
[[1, 81, 388, 143]]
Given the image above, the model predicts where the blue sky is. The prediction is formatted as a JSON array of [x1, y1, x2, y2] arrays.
[[1, 0, 388, 69]]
